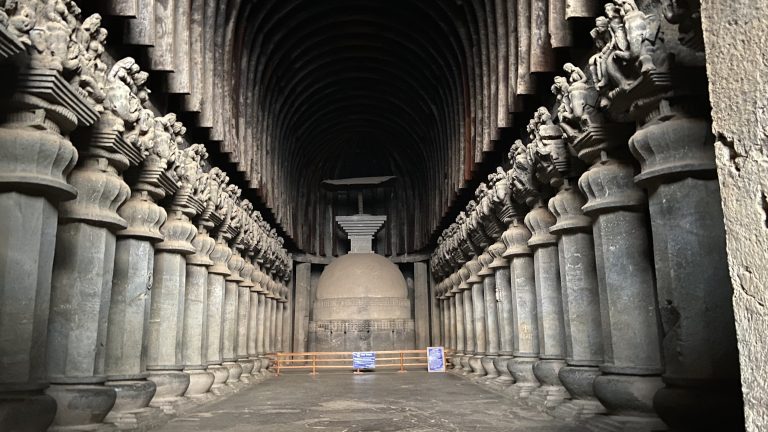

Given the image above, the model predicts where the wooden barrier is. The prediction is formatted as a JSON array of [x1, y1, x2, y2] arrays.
[[274, 349, 453, 376]]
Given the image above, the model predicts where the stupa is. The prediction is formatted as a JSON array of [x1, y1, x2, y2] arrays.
[[308, 178, 415, 352]]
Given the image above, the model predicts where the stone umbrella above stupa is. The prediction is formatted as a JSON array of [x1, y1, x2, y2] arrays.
[[308, 177, 415, 352]]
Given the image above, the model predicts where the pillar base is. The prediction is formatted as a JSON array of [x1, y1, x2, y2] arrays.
[[594, 374, 663, 416], [207, 365, 229, 388], [105, 380, 156, 413], [468, 355, 485, 377], [555, 365, 605, 420], [480, 355, 499, 380], [529, 359, 569, 409], [0, 388, 57, 432], [653, 383, 745, 432], [507, 357, 540, 398], [222, 362, 243, 386], [237, 359, 255, 382], [182, 369, 214, 397], [459, 355, 471, 374], [46, 384, 117, 430], [585, 414, 669, 432], [449, 354, 463, 372], [104, 406, 166, 432], [147, 371, 189, 410], [491, 355, 514, 386]]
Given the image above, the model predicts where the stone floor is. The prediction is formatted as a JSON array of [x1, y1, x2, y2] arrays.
[[153, 372, 587, 432]]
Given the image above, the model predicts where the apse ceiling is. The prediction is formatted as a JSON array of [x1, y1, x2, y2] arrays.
[[97, 0, 576, 255]]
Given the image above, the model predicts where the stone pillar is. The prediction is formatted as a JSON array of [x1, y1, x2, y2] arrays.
[[630, 115, 741, 429], [503, 220, 540, 398], [46, 128, 133, 428], [281, 288, 292, 352], [275, 298, 285, 353], [236, 259, 255, 382], [548, 185, 606, 420], [414, 262, 431, 348], [525, 205, 569, 408], [490, 242, 515, 385], [468, 258, 487, 377], [222, 247, 244, 385], [0, 66, 99, 431], [451, 274, 465, 371], [181, 220, 216, 398], [105, 161, 168, 424], [479, 252, 500, 380], [460, 266, 476, 374], [256, 290, 268, 374], [146, 193, 197, 411], [247, 265, 262, 374], [270, 289, 279, 354], [292, 262, 311, 353], [205, 236, 231, 392], [578, 155, 666, 431]]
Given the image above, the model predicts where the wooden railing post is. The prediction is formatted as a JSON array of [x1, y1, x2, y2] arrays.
[[399, 351, 406, 373], [311, 354, 317, 375], [276, 354, 281, 376]]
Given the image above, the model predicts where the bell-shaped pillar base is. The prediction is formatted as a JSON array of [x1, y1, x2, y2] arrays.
[[183, 369, 214, 398], [480, 355, 499, 380], [490, 355, 515, 387], [469, 355, 485, 377], [46, 384, 117, 431], [528, 359, 570, 409], [237, 359, 255, 383], [552, 366, 606, 421], [0, 389, 58, 432], [585, 374, 666, 432], [147, 371, 190, 415], [507, 357, 540, 398]]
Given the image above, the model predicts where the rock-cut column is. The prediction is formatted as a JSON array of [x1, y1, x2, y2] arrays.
[[503, 220, 540, 398], [578, 155, 666, 431], [526, 205, 570, 409], [255, 282, 269, 374], [459, 266, 475, 374], [105, 158, 168, 424], [467, 258, 487, 377], [548, 185, 606, 420], [450, 272, 465, 372], [247, 265, 262, 375], [630, 115, 742, 430], [489, 242, 515, 386], [236, 257, 255, 381], [146, 190, 197, 411], [205, 235, 231, 392], [181, 218, 216, 398], [46, 131, 132, 429], [0, 68, 97, 431], [222, 245, 245, 385], [478, 251, 500, 380]]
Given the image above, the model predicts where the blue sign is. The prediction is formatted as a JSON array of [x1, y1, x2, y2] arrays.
[[427, 347, 446, 372], [352, 351, 376, 369]]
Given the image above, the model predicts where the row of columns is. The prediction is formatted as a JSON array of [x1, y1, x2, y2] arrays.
[[430, 5, 741, 431], [0, 4, 292, 431]]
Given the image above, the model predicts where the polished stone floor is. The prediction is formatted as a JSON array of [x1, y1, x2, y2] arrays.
[[154, 372, 588, 431]]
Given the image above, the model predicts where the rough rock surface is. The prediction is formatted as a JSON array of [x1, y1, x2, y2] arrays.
[[702, 1, 768, 431]]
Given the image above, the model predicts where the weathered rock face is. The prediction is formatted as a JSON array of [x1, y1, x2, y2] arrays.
[[702, 2, 768, 431], [310, 253, 415, 352]]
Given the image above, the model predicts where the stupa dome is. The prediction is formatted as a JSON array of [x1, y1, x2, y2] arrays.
[[314, 253, 410, 321]]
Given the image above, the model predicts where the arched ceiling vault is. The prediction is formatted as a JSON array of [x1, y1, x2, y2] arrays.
[[98, 0, 590, 255]]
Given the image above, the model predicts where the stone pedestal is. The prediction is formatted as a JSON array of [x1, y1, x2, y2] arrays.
[[205, 239, 231, 389], [525, 206, 569, 409], [630, 116, 742, 430], [147, 205, 197, 411], [503, 221, 540, 398], [578, 158, 666, 432], [548, 186, 606, 420], [222, 250, 244, 386]]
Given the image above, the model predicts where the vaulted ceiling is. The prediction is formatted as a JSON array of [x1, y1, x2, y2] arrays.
[[94, 0, 591, 254]]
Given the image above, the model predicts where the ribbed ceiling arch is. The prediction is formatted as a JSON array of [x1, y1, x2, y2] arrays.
[[99, 0, 529, 255]]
